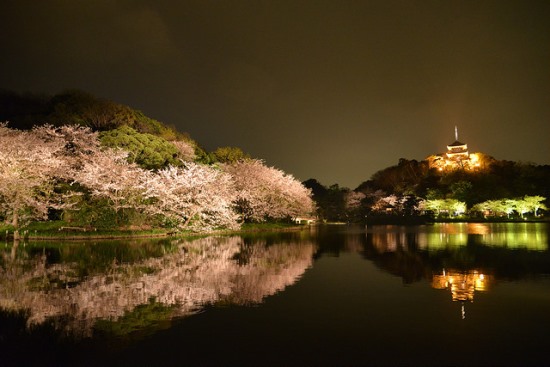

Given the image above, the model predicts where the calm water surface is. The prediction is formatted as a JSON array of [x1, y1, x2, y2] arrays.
[[1, 223, 549, 366]]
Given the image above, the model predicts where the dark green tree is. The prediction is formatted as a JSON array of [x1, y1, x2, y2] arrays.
[[99, 126, 181, 170], [303, 179, 349, 222], [211, 146, 250, 163], [46, 90, 132, 130]]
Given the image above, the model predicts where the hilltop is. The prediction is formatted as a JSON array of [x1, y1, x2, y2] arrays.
[[305, 154, 550, 223], [0, 89, 257, 166]]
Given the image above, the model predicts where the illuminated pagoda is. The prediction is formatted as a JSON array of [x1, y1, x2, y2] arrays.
[[446, 126, 469, 161], [427, 126, 483, 171]]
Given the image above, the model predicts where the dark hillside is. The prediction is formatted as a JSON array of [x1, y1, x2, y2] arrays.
[[357, 158, 550, 207], [0, 89, 212, 167]]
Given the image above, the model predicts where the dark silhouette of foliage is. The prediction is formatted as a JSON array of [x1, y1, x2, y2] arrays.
[[46, 90, 129, 130], [1, 89, 184, 137], [303, 179, 349, 222], [0, 90, 50, 129], [210, 146, 250, 163], [366, 159, 429, 195], [302, 179, 328, 199], [0, 89, 208, 164], [357, 157, 550, 208]]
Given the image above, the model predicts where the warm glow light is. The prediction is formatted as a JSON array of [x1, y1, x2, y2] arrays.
[[432, 269, 491, 306], [427, 132, 490, 172], [467, 223, 490, 235]]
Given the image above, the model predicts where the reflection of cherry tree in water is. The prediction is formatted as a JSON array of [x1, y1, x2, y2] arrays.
[[0, 236, 316, 337], [226, 240, 315, 304]]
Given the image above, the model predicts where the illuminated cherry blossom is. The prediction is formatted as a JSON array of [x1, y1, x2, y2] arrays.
[[0, 124, 69, 236], [223, 159, 314, 222], [144, 164, 239, 231]]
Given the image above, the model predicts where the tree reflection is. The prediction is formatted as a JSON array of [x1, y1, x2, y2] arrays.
[[366, 223, 549, 251], [0, 236, 316, 337], [362, 223, 550, 283]]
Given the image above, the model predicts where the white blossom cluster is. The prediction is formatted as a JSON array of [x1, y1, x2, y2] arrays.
[[0, 124, 315, 232]]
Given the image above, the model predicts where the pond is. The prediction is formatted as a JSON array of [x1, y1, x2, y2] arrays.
[[1, 223, 549, 366]]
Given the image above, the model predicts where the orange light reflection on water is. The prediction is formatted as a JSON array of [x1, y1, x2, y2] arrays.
[[432, 269, 491, 302]]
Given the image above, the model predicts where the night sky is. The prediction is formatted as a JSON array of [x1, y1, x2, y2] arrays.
[[1, 1, 549, 188]]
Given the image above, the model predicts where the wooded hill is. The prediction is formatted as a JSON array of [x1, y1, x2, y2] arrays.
[[358, 157, 550, 206], [0, 89, 251, 166], [0, 89, 314, 236], [305, 157, 550, 222]]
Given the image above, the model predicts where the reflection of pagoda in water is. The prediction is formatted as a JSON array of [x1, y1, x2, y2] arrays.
[[432, 269, 491, 319]]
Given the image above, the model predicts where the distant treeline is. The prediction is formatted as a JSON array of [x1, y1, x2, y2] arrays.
[[305, 158, 550, 222]]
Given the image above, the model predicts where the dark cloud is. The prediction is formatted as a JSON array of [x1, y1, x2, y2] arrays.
[[2, 0, 549, 187]]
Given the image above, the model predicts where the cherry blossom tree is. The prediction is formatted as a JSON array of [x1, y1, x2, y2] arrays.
[[72, 146, 153, 223], [471, 196, 547, 218], [371, 194, 399, 213], [345, 191, 366, 210], [471, 199, 508, 217], [522, 195, 547, 217], [223, 159, 314, 222], [52, 124, 103, 170], [421, 198, 467, 217], [449, 199, 467, 216], [345, 191, 366, 221], [501, 199, 517, 218], [1, 123, 316, 233], [67, 131, 237, 230], [515, 199, 531, 218], [0, 124, 70, 238], [144, 163, 239, 231], [171, 139, 196, 162]]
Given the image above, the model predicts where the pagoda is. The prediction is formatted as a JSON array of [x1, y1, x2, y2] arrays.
[[445, 126, 469, 161], [426, 126, 485, 171]]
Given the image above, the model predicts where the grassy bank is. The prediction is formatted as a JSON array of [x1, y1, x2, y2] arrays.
[[0, 221, 173, 241], [0, 220, 310, 241], [239, 222, 306, 232]]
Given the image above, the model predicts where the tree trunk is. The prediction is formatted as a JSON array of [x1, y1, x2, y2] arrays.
[[12, 209, 18, 228], [183, 211, 198, 227], [12, 210, 20, 241], [10, 240, 19, 260]]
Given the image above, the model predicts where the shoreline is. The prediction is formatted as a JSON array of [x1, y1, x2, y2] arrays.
[[3, 218, 549, 242], [1, 223, 311, 242], [364, 217, 549, 226]]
